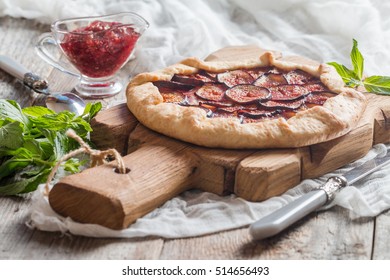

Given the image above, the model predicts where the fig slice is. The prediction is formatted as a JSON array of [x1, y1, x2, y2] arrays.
[[305, 91, 337, 105], [303, 82, 328, 93], [198, 70, 218, 81], [199, 100, 235, 107], [260, 99, 304, 110], [217, 70, 255, 87], [179, 89, 202, 106], [225, 85, 271, 104], [172, 74, 205, 86], [281, 110, 297, 120], [217, 106, 244, 114], [153, 80, 194, 92], [195, 83, 227, 101], [285, 69, 315, 85], [240, 108, 280, 119], [270, 84, 309, 101], [253, 73, 288, 87], [161, 92, 185, 104], [217, 103, 257, 114], [204, 71, 218, 79], [246, 67, 273, 79], [172, 70, 215, 85]]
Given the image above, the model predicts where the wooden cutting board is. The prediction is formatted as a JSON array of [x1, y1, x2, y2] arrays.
[[48, 46, 390, 230]]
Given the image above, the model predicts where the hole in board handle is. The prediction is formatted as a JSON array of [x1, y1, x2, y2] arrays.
[[114, 167, 131, 174]]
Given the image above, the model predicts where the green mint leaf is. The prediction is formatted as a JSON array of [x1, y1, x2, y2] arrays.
[[0, 121, 24, 149], [35, 138, 53, 160], [22, 106, 55, 118], [363, 75, 390, 95], [88, 102, 102, 119], [81, 102, 102, 122], [63, 158, 83, 173], [0, 99, 29, 128], [0, 155, 32, 180], [350, 39, 364, 80], [345, 78, 363, 88], [0, 171, 48, 195], [23, 139, 43, 158], [53, 132, 71, 160], [327, 61, 359, 83], [29, 111, 75, 132]]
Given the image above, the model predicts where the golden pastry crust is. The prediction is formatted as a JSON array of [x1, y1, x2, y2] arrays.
[[126, 51, 366, 148]]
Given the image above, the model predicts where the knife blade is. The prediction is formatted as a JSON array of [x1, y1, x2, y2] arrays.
[[250, 149, 390, 240]]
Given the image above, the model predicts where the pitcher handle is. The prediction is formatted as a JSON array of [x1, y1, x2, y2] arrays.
[[35, 33, 80, 78]]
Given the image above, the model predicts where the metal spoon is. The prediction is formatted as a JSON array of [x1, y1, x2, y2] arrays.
[[0, 55, 85, 115]]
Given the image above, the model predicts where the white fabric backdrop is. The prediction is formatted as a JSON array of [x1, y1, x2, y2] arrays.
[[2, 0, 390, 238]]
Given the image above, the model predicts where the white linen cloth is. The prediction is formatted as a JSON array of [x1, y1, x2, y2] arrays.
[[2, 0, 390, 238]]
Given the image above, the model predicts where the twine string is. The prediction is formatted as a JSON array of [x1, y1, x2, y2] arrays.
[[44, 129, 127, 196]]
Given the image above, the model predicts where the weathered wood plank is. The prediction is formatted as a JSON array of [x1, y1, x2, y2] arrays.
[[251, 208, 373, 260], [19, 233, 164, 260], [0, 195, 164, 260], [160, 207, 374, 260], [372, 209, 390, 260]]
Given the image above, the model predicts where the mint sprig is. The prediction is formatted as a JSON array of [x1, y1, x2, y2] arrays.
[[0, 100, 102, 195], [327, 39, 390, 95]]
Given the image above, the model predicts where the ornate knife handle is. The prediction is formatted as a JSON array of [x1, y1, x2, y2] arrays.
[[249, 176, 348, 240], [319, 176, 347, 203]]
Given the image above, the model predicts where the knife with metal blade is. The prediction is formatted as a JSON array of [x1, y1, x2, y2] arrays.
[[250, 149, 390, 240]]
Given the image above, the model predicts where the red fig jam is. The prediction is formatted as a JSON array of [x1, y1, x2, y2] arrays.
[[60, 20, 140, 78]]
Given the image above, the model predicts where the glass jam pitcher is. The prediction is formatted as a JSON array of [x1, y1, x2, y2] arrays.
[[36, 12, 149, 98]]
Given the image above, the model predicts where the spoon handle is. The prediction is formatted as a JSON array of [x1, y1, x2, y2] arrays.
[[0, 55, 29, 80], [0, 55, 49, 94]]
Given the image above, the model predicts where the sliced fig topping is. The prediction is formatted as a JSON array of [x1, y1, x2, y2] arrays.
[[216, 103, 258, 114], [305, 91, 337, 105], [153, 80, 194, 92], [200, 100, 235, 107], [217, 106, 243, 114], [161, 92, 185, 103], [303, 82, 328, 93], [195, 84, 227, 101], [245, 67, 272, 79], [198, 70, 217, 82], [253, 73, 288, 87], [199, 102, 217, 111], [217, 70, 255, 87], [270, 84, 309, 101], [285, 69, 315, 85], [204, 71, 218, 79], [157, 65, 339, 122], [260, 99, 304, 110], [179, 89, 202, 106], [226, 85, 271, 104], [172, 74, 205, 86], [281, 110, 297, 119], [172, 71, 216, 85], [240, 108, 279, 119]]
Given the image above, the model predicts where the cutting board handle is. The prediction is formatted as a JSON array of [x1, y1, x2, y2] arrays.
[[48, 140, 198, 230]]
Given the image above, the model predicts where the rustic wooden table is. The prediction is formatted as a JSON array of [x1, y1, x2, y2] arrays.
[[1, 16, 389, 260]]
